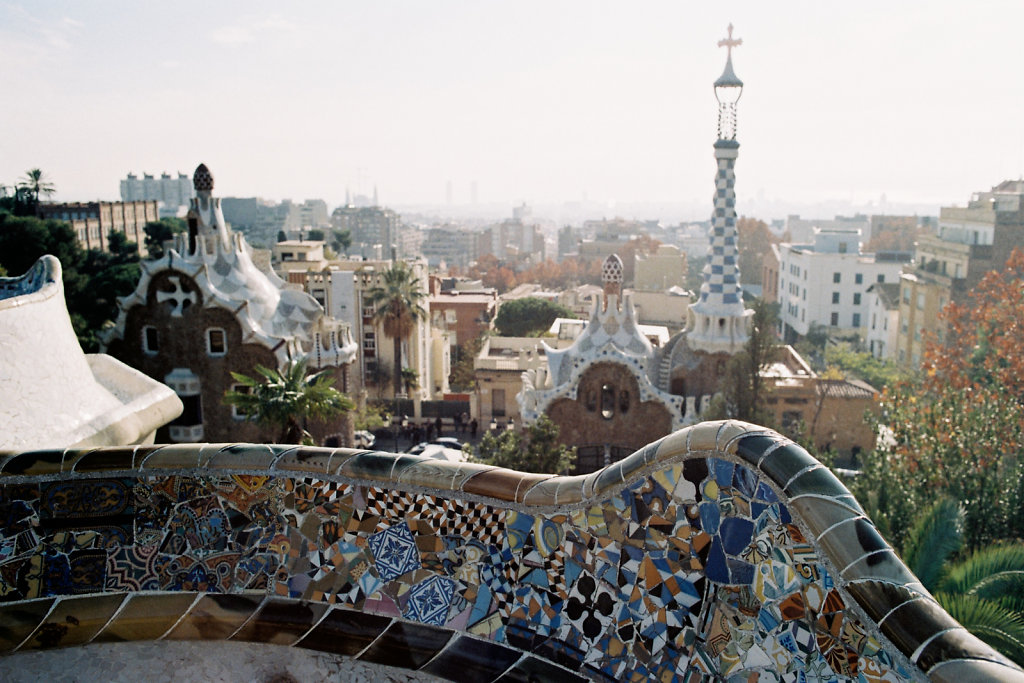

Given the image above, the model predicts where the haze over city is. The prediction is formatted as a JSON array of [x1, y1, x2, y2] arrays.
[[3, 1, 1023, 220]]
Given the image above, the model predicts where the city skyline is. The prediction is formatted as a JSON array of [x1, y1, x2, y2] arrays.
[[2, 1, 1023, 218]]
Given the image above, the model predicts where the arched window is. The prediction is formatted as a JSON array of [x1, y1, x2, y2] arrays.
[[600, 384, 615, 419]]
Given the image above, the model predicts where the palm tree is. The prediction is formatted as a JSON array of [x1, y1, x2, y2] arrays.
[[18, 168, 55, 204], [400, 367, 420, 396], [900, 497, 1024, 665], [224, 359, 354, 444], [366, 262, 427, 396]]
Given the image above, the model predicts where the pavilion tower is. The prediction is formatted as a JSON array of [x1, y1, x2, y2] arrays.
[[687, 24, 752, 354]]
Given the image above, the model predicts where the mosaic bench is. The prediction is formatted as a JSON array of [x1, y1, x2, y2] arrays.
[[0, 420, 1020, 682]]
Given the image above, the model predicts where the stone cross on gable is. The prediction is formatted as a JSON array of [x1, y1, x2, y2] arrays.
[[718, 23, 742, 59], [157, 275, 197, 317]]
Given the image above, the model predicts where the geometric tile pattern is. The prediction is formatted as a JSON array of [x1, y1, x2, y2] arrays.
[[0, 421, 1020, 681], [368, 522, 421, 582]]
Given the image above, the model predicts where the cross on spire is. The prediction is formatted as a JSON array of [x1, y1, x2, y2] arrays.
[[718, 23, 742, 59]]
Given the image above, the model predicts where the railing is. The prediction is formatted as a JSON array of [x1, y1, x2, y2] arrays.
[[0, 421, 1019, 681]]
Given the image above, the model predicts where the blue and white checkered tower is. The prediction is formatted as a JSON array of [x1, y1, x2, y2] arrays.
[[687, 24, 753, 354]]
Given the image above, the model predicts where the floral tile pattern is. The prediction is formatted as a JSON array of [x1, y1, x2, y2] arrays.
[[0, 421, 1020, 681]]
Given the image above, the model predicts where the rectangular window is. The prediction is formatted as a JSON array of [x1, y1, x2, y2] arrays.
[[363, 331, 376, 351], [833, 272, 841, 284], [853, 293, 861, 306], [230, 384, 250, 420], [855, 273, 863, 285], [838, 242, 848, 254], [207, 328, 227, 356], [917, 293, 925, 310], [877, 274, 885, 283], [902, 287, 910, 303], [832, 292, 840, 304], [143, 326, 159, 354], [362, 306, 375, 318], [853, 313, 861, 327], [830, 312, 839, 326], [872, 313, 877, 329], [802, 288, 806, 300]]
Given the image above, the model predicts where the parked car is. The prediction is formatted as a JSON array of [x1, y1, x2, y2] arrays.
[[353, 430, 376, 449], [432, 437, 466, 450]]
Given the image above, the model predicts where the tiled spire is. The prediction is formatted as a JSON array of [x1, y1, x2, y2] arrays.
[[687, 24, 751, 354]]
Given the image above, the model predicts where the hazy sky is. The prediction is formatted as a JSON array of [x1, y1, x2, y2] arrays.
[[2, 1, 1022, 215]]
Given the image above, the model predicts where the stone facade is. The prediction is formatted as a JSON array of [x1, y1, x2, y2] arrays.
[[37, 200, 159, 255], [547, 361, 673, 472], [104, 164, 357, 445]]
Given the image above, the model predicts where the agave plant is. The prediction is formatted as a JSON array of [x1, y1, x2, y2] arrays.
[[901, 497, 1024, 665]]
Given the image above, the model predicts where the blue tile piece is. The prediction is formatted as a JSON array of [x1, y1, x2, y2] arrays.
[[368, 521, 421, 582], [699, 502, 720, 535], [727, 558, 754, 585], [734, 465, 757, 497], [779, 504, 792, 525], [705, 536, 729, 583], [713, 459, 734, 488], [468, 581, 493, 626], [506, 512, 535, 552], [755, 481, 778, 502], [758, 606, 780, 632], [720, 517, 754, 556], [521, 567, 548, 588], [564, 558, 583, 588]]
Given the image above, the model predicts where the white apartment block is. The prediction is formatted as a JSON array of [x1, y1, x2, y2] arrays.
[[864, 282, 900, 360], [299, 258, 450, 400], [776, 228, 909, 341], [120, 172, 193, 213]]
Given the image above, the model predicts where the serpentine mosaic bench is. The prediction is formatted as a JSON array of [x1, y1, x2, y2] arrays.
[[0, 421, 1019, 681]]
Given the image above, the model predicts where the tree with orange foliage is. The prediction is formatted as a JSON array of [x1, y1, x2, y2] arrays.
[[853, 249, 1024, 551]]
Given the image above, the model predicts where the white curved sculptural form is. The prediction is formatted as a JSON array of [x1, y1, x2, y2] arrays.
[[0, 255, 182, 450]]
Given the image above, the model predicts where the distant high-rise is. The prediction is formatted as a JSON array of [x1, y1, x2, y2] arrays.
[[331, 205, 402, 256], [120, 172, 193, 215]]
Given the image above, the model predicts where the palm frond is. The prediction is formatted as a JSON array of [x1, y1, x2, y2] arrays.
[[901, 497, 965, 592], [935, 592, 1024, 666], [972, 570, 1024, 613], [941, 543, 1024, 598]]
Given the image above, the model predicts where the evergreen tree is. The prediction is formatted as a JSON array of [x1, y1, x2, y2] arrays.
[[494, 297, 574, 337], [473, 415, 576, 474], [143, 218, 186, 259]]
